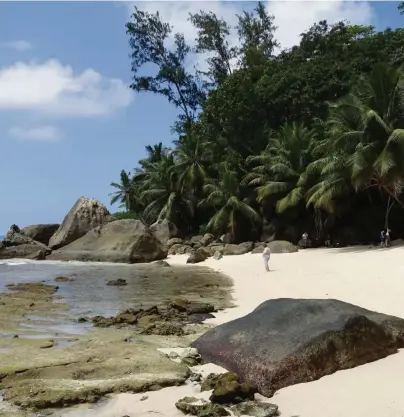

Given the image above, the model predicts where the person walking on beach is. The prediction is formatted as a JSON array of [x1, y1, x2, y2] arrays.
[[302, 232, 308, 248], [262, 244, 271, 272], [380, 230, 385, 247]]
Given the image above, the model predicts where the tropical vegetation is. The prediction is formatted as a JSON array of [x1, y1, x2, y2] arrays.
[[110, 3, 404, 245]]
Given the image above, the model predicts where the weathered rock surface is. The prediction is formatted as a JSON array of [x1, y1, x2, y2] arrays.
[[49, 197, 110, 249], [150, 219, 178, 246], [20, 223, 60, 246], [175, 397, 230, 417], [230, 401, 278, 417], [201, 373, 221, 392], [187, 248, 211, 264], [192, 298, 404, 397], [92, 299, 216, 334], [106, 279, 127, 286], [209, 372, 257, 404], [2, 225, 48, 249], [268, 240, 298, 253], [167, 238, 183, 248], [169, 244, 193, 255], [48, 219, 167, 263], [0, 243, 49, 260]]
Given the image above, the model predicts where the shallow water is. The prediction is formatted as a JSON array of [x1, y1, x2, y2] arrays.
[[0, 259, 232, 338]]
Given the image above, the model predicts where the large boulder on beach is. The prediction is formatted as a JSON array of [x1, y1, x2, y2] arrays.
[[48, 219, 167, 263], [149, 219, 178, 246], [192, 298, 404, 397], [268, 240, 298, 253], [0, 243, 49, 260], [49, 197, 110, 249], [20, 224, 60, 246]]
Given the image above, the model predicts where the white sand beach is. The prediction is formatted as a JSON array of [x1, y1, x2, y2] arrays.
[[69, 245, 404, 417]]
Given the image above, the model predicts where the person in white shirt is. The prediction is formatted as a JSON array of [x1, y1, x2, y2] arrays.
[[302, 232, 308, 248], [386, 228, 391, 247], [262, 244, 271, 272]]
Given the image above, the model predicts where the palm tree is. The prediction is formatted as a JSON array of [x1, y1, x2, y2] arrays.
[[200, 163, 261, 242], [245, 122, 317, 213], [138, 152, 194, 228], [172, 133, 212, 194], [109, 170, 135, 211], [307, 63, 404, 218]]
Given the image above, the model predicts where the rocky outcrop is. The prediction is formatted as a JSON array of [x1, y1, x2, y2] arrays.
[[167, 238, 183, 248], [187, 247, 211, 264], [150, 219, 178, 246], [175, 397, 229, 417], [209, 372, 257, 404], [268, 240, 298, 253], [192, 298, 404, 397], [230, 401, 278, 417], [48, 219, 167, 263], [0, 225, 50, 260], [49, 197, 110, 249], [20, 224, 59, 246], [0, 244, 48, 260]]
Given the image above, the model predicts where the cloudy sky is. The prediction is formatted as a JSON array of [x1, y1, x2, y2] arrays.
[[0, 1, 402, 233]]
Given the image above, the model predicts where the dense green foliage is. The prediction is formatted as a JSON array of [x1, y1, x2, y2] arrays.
[[111, 3, 404, 244]]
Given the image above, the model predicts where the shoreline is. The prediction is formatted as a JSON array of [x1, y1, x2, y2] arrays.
[[73, 244, 404, 417]]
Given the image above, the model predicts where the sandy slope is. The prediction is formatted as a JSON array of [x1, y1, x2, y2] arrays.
[[69, 245, 404, 417]]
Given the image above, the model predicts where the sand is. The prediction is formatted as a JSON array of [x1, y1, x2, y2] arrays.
[[66, 245, 404, 417]]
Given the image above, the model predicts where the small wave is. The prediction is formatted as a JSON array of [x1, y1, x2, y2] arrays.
[[0, 260, 28, 266]]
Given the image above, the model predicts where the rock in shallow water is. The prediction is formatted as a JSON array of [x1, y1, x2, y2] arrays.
[[192, 298, 404, 397]]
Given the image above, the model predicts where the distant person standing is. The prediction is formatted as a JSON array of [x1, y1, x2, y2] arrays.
[[380, 230, 385, 248], [302, 232, 309, 248], [262, 244, 271, 272], [386, 228, 391, 247]]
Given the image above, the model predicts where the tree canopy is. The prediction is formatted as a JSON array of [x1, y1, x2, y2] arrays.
[[112, 3, 404, 245]]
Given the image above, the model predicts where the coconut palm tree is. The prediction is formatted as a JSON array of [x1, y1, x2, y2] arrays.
[[171, 133, 212, 194], [200, 162, 261, 242], [307, 63, 404, 217], [138, 152, 194, 228], [244, 122, 317, 213], [109, 170, 136, 211]]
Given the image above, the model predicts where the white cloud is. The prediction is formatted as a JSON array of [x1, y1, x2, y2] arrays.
[[129, 1, 374, 58], [8, 125, 61, 142], [1, 40, 33, 52], [0, 59, 134, 117]]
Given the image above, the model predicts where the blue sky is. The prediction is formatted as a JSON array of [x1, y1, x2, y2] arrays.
[[0, 1, 402, 234]]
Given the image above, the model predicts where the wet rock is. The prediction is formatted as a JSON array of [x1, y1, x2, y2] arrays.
[[201, 373, 221, 392], [142, 321, 185, 336], [49, 219, 167, 264], [154, 260, 171, 267], [20, 224, 60, 246], [175, 397, 229, 417], [49, 197, 110, 250], [6, 283, 58, 295], [92, 300, 217, 331], [209, 372, 257, 404], [230, 401, 279, 417], [106, 279, 127, 286], [54, 276, 74, 283], [192, 298, 404, 397]]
